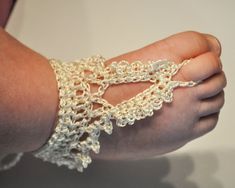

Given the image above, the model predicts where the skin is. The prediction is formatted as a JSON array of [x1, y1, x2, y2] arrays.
[[0, 27, 59, 154], [0, 28, 226, 162], [0, 0, 16, 28], [92, 32, 226, 160]]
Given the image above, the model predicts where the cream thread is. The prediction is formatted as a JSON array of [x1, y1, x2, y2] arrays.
[[34, 55, 197, 172]]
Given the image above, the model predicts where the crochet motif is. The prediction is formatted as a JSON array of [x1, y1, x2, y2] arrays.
[[34, 55, 197, 172]]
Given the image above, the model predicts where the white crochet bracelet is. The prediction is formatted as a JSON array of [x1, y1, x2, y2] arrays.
[[32, 55, 197, 172]]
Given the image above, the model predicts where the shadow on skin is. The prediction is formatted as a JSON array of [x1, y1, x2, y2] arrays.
[[0, 151, 226, 188]]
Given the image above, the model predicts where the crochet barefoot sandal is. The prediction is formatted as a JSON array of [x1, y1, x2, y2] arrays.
[[0, 55, 197, 172]]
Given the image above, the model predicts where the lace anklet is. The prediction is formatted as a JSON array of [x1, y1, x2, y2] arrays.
[[32, 55, 197, 172]]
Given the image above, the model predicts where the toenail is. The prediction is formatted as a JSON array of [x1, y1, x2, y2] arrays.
[[218, 59, 223, 69], [213, 36, 222, 56], [207, 34, 222, 56]]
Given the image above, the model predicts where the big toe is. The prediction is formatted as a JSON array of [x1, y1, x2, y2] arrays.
[[146, 31, 220, 62]]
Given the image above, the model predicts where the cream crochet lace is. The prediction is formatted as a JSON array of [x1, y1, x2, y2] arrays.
[[34, 55, 197, 172]]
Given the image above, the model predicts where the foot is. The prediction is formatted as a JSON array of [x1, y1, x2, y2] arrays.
[[92, 31, 226, 160]]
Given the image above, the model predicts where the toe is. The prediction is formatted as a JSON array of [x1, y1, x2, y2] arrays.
[[192, 113, 219, 138], [107, 31, 221, 66], [155, 31, 211, 61], [198, 91, 225, 117], [196, 72, 227, 99], [177, 51, 222, 82]]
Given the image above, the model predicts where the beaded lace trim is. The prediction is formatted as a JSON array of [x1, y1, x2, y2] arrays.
[[34, 55, 197, 172]]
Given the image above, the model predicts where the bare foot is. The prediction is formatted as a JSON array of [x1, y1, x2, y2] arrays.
[[91, 31, 226, 160]]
